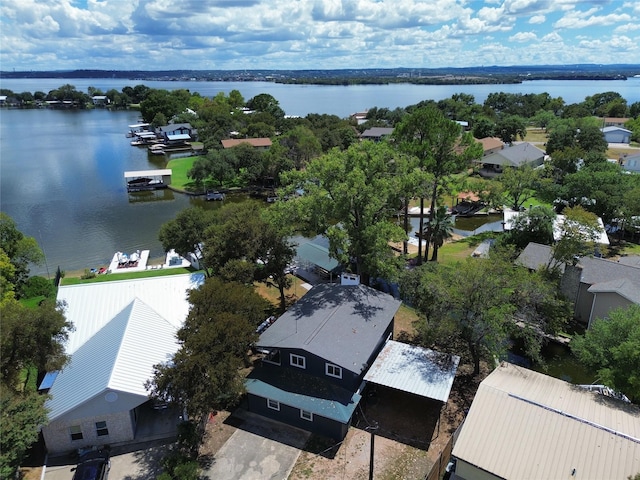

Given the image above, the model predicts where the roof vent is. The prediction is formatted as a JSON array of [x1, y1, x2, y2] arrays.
[[341, 273, 360, 285]]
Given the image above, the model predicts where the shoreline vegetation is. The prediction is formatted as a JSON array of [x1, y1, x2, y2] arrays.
[[1, 65, 637, 85]]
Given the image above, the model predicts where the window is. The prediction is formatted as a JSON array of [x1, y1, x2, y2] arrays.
[[263, 349, 281, 366], [325, 363, 343, 379], [95, 421, 109, 437], [300, 410, 313, 421], [69, 425, 83, 441], [267, 398, 280, 411], [290, 353, 306, 369]]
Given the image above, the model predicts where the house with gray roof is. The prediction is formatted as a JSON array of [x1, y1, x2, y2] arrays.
[[360, 127, 394, 142], [517, 243, 640, 327], [621, 152, 640, 173], [601, 125, 631, 144], [477, 142, 545, 177], [246, 282, 401, 439]]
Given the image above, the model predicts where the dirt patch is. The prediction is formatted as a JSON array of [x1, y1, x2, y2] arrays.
[[289, 361, 489, 480], [198, 410, 237, 469]]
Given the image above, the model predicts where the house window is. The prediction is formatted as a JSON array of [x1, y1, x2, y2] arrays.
[[325, 363, 343, 379], [267, 398, 280, 411], [300, 410, 313, 421], [69, 425, 83, 441], [95, 421, 109, 437], [263, 349, 281, 366], [290, 353, 306, 369]]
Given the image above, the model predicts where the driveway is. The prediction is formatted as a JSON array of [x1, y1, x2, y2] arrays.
[[202, 410, 309, 480], [44, 440, 172, 480]]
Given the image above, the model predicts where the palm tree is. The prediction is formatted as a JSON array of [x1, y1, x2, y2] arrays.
[[428, 206, 454, 262]]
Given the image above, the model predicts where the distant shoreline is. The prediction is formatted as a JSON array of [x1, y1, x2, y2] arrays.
[[1, 65, 637, 86]]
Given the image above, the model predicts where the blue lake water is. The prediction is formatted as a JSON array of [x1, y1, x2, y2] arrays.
[[1, 78, 638, 275]]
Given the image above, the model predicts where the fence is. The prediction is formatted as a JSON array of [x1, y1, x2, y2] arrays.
[[424, 420, 464, 480]]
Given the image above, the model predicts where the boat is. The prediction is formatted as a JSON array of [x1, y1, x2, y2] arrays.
[[206, 190, 225, 201], [126, 177, 167, 192]]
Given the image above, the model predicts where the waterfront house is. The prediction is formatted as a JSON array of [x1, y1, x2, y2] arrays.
[[603, 117, 630, 127], [360, 127, 394, 142], [91, 95, 109, 106], [40, 273, 204, 455], [157, 123, 197, 143], [221, 137, 272, 150], [476, 142, 545, 177], [601, 125, 631, 144], [451, 362, 640, 480], [246, 279, 401, 439], [516, 242, 640, 327]]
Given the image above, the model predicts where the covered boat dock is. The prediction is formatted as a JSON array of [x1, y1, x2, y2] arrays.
[[124, 169, 172, 192]]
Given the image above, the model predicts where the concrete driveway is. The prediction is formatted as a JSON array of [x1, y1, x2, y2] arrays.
[[44, 440, 172, 480], [202, 410, 309, 480]]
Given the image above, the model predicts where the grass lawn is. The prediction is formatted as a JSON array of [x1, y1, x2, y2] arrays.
[[61, 267, 195, 285], [166, 156, 201, 192], [20, 295, 46, 308], [524, 128, 548, 144]]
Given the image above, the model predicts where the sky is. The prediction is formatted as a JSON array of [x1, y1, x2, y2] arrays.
[[1, 0, 639, 72]]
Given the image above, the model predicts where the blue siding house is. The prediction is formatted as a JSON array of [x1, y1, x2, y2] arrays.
[[246, 282, 401, 439]]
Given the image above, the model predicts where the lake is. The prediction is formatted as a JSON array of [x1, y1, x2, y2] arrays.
[[1, 78, 638, 275], [1, 77, 639, 118]]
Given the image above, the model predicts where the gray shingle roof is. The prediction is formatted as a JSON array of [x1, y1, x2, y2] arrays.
[[256, 284, 401, 374], [482, 142, 545, 167]]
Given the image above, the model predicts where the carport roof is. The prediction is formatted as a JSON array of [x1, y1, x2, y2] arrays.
[[364, 341, 459, 403], [296, 241, 340, 272]]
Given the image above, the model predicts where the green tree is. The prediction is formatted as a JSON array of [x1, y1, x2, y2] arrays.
[[549, 206, 600, 270], [280, 141, 411, 285], [472, 117, 495, 138], [546, 123, 577, 154], [428, 206, 453, 262], [279, 125, 322, 169], [158, 207, 216, 277], [576, 125, 607, 154], [0, 213, 44, 297], [0, 389, 48, 478], [394, 105, 482, 263], [572, 305, 640, 403], [496, 115, 527, 144], [401, 253, 569, 375], [500, 164, 541, 211], [147, 278, 270, 418], [501, 205, 555, 250], [140, 89, 190, 124]]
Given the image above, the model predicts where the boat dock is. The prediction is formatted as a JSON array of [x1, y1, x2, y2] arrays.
[[124, 169, 172, 192]]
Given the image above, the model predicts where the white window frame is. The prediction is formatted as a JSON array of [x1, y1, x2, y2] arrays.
[[95, 420, 109, 437], [290, 353, 306, 369], [267, 398, 280, 411], [69, 425, 83, 441], [325, 363, 343, 379], [300, 409, 313, 421]]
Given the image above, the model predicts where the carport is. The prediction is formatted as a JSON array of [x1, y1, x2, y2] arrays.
[[364, 340, 460, 431]]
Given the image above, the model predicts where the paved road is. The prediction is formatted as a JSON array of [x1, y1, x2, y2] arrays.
[[202, 411, 309, 480]]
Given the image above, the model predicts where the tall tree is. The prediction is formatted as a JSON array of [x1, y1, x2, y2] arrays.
[[147, 278, 270, 418], [394, 105, 482, 263], [401, 252, 569, 374], [500, 164, 541, 211], [280, 141, 412, 285], [571, 305, 640, 403], [429, 206, 454, 262], [496, 115, 527, 144], [549, 206, 601, 270], [0, 213, 44, 297], [158, 207, 216, 277], [502, 205, 555, 249]]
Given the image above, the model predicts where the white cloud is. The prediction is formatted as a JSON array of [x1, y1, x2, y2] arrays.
[[509, 31, 537, 42], [529, 14, 546, 24], [554, 9, 631, 29]]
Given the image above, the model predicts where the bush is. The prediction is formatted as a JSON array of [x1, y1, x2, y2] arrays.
[[22, 276, 56, 298]]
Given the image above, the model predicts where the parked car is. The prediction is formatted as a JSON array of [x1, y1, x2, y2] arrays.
[[72, 448, 110, 480]]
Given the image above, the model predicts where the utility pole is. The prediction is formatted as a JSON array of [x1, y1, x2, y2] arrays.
[[367, 421, 379, 480]]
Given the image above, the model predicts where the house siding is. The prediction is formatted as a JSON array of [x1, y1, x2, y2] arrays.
[[454, 459, 503, 480], [281, 348, 361, 390], [589, 292, 632, 328], [42, 410, 135, 455], [247, 393, 348, 440]]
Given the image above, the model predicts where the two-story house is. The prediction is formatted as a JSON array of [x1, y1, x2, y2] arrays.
[[245, 281, 401, 439]]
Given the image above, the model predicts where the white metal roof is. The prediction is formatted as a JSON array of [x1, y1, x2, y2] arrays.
[[452, 362, 640, 480], [167, 133, 191, 141], [364, 340, 459, 402], [47, 274, 204, 420], [46, 299, 179, 421], [123, 169, 172, 179]]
